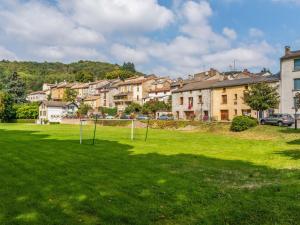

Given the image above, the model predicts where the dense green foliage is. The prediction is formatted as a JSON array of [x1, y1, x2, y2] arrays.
[[244, 82, 280, 116], [0, 91, 15, 122], [99, 107, 118, 116], [0, 60, 141, 92], [14, 103, 39, 119], [0, 124, 299, 224], [142, 101, 171, 115], [4, 72, 26, 103], [124, 103, 142, 114], [231, 115, 258, 132], [77, 104, 92, 116], [63, 88, 77, 103]]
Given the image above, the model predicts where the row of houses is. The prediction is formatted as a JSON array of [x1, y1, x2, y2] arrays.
[[28, 46, 300, 123]]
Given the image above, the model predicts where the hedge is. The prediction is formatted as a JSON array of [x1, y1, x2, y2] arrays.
[[230, 116, 258, 132], [6, 119, 36, 123]]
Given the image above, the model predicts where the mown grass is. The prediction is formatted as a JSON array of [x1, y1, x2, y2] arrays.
[[0, 123, 299, 225]]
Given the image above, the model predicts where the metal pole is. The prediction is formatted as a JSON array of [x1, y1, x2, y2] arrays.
[[295, 109, 298, 130], [92, 115, 98, 145], [131, 119, 134, 141], [145, 118, 150, 141], [80, 120, 83, 144]]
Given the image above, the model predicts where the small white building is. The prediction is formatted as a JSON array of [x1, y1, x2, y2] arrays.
[[280, 46, 300, 115], [26, 91, 47, 102], [38, 101, 78, 123]]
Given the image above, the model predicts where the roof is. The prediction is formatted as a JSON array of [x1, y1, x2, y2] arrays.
[[170, 79, 194, 87], [281, 50, 300, 60], [148, 87, 171, 93], [41, 101, 68, 107], [71, 83, 89, 89], [28, 91, 46, 95], [172, 79, 219, 93], [118, 77, 154, 86], [212, 76, 279, 88]]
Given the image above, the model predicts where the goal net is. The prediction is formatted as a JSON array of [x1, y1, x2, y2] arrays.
[[79, 118, 147, 145]]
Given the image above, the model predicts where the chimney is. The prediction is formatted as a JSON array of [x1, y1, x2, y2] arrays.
[[285, 46, 291, 55], [179, 80, 184, 88]]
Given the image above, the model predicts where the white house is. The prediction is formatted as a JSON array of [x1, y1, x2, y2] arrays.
[[26, 91, 47, 102], [38, 101, 78, 123], [280, 46, 300, 115]]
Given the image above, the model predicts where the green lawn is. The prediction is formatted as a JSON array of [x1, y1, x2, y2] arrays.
[[0, 123, 299, 225]]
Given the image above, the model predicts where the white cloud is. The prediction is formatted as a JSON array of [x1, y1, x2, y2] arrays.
[[223, 27, 237, 40], [111, 44, 149, 64], [0, 46, 17, 60], [272, 0, 300, 4], [249, 28, 264, 38], [0, 0, 276, 76], [59, 0, 174, 33]]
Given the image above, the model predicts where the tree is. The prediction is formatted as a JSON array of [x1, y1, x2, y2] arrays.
[[14, 103, 39, 119], [0, 92, 15, 122], [5, 72, 26, 103], [142, 101, 171, 115], [77, 104, 92, 116], [124, 103, 142, 114], [121, 62, 135, 73], [63, 88, 77, 102], [105, 69, 136, 80], [75, 71, 94, 82], [243, 82, 279, 119]]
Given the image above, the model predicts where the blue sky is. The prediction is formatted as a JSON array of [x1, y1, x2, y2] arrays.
[[0, 0, 299, 77]]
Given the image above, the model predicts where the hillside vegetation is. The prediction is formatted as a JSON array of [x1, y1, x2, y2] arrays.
[[0, 60, 140, 92]]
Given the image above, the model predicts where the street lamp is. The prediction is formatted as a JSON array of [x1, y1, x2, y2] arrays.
[[293, 95, 300, 129]]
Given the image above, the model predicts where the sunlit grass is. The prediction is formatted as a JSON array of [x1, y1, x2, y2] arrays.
[[0, 123, 299, 224]]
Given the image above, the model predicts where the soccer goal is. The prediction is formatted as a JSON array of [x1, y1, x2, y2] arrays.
[[79, 118, 140, 145]]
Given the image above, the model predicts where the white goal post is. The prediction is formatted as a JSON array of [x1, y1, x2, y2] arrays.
[[79, 118, 136, 144]]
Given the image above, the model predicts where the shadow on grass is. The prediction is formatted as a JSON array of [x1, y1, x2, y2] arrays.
[[275, 149, 300, 160], [0, 129, 299, 225]]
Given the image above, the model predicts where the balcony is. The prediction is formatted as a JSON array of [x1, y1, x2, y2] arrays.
[[113, 92, 133, 103]]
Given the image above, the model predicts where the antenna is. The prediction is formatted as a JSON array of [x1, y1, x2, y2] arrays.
[[233, 59, 236, 71]]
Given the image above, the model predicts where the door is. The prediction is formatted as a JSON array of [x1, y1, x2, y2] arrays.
[[220, 110, 229, 121]]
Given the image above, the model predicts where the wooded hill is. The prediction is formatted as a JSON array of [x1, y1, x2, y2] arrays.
[[0, 60, 141, 92]]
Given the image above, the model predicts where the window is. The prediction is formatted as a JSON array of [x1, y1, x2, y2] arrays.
[[245, 85, 248, 90], [234, 109, 237, 115], [137, 95, 139, 100], [221, 95, 227, 104], [234, 94, 238, 100], [294, 59, 300, 71], [198, 95, 203, 104], [294, 79, 300, 90], [188, 97, 193, 109], [222, 88, 226, 93], [180, 97, 184, 105]]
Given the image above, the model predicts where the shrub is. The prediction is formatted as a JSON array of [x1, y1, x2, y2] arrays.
[[230, 116, 258, 132], [14, 103, 39, 119]]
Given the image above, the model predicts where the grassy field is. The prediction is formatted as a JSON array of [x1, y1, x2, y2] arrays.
[[0, 123, 300, 225]]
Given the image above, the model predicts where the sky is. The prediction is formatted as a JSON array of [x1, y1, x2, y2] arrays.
[[0, 0, 299, 77]]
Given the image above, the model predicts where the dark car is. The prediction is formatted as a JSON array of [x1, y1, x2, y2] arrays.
[[158, 115, 174, 120], [136, 115, 149, 120], [120, 114, 131, 120], [260, 114, 294, 126]]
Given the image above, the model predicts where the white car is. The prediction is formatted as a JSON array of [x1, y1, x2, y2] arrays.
[[105, 115, 115, 119]]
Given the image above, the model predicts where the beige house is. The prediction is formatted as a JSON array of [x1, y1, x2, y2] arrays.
[[211, 76, 279, 121], [113, 76, 156, 112], [144, 77, 172, 103], [83, 95, 101, 112], [71, 83, 89, 100]]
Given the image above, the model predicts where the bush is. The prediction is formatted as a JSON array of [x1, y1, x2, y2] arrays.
[[230, 116, 258, 132], [8, 119, 36, 123]]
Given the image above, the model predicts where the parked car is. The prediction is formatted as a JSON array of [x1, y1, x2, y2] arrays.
[[120, 114, 131, 119], [260, 114, 294, 126], [105, 115, 115, 119], [136, 115, 149, 120], [158, 115, 174, 120]]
